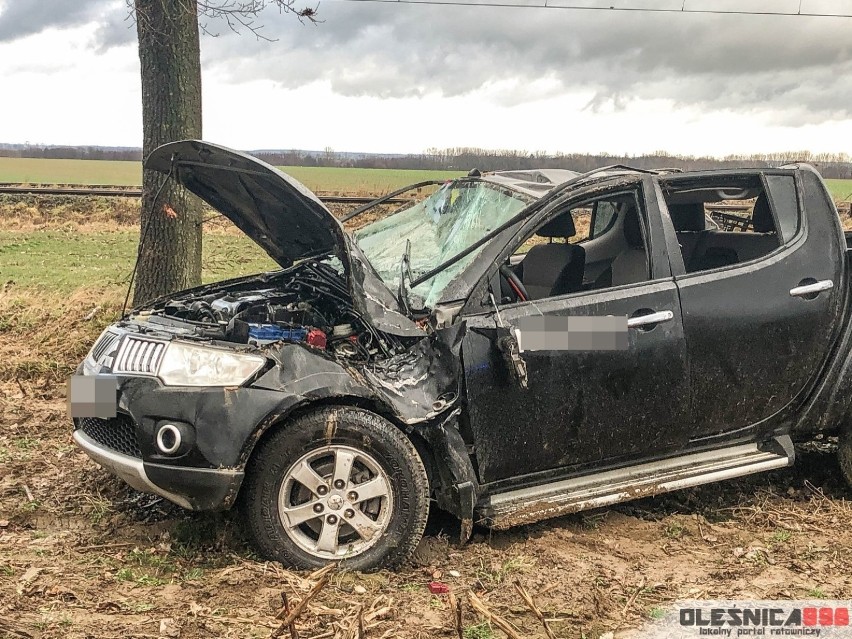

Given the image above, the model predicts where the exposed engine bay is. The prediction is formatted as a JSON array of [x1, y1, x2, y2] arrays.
[[133, 260, 409, 362]]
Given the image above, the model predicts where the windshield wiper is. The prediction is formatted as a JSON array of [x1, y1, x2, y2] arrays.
[[397, 238, 413, 315]]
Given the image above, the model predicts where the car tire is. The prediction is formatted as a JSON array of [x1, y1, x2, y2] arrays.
[[838, 428, 852, 488], [241, 405, 430, 571]]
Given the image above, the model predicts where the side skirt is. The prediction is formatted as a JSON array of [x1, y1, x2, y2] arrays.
[[477, 435, 794, 530]]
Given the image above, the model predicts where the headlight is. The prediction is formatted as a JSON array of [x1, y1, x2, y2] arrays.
[[158, 341, 266, 387]]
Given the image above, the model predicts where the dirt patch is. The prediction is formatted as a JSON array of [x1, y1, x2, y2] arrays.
[[3, 385, 852, 639]]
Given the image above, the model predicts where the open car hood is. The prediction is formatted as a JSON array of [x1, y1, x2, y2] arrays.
[[146, 140, 421, 337]]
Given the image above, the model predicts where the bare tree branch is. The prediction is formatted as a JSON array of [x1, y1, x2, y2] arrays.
[[127, 0, 320, 42], [197, 0, 322, 37]]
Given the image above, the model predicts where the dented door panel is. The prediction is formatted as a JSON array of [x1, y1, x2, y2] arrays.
[[461, 280, 690, 484]]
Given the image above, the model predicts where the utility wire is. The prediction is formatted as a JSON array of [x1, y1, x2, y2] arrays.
[[330, 0, 852, 18]]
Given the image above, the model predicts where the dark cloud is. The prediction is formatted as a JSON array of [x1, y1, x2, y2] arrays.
[[199, 3, 852, 121], [2, 0, 848, 124], [0, 0, 118, 42], [93, 5, 137, 51]]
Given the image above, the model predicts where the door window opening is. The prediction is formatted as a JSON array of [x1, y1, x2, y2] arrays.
[[503, 192, 649, 302], [661, 174, 796, 274]]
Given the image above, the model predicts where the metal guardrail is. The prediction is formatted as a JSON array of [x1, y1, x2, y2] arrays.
[[3, 184, 848, 216], [0, 184, 411, 205], [0, 185, 143, 197]]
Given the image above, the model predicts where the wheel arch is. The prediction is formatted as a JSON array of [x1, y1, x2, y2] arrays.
[[237, 393, 401, 467], [236, 395, 477, 530]]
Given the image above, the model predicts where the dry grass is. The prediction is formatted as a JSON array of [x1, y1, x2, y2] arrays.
[[0, 193, 389, 233], [0, 287, 121, 385], [0, 194, 141, 231]]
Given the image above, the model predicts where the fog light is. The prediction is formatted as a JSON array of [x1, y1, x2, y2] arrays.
[[156, 423, 182, 455]]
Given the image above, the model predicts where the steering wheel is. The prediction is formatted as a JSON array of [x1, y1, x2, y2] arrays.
[[499, 264, 529, 302]]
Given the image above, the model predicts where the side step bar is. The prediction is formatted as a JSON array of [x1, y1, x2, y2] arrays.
[[477, 435, 794, 530]]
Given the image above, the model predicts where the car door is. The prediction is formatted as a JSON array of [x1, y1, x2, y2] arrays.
[[665, 168, 846, 444], [460, 179, 692, 484]]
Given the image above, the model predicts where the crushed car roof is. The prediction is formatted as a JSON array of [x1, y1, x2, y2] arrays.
[[480, 169, 581, 198], [478, 165, 675, 199]]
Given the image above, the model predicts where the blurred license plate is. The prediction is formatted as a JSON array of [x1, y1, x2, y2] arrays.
[[67, 375, 118, 418], [515, 316, 628, 352]]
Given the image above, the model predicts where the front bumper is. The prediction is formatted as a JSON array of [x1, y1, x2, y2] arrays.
[[69, 365, 300, 511], [74, 429, 244, 511], [71, 327, 357, 510]]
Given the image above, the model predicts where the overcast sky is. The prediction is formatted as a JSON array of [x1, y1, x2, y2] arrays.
[[0, 0, 850, 157]]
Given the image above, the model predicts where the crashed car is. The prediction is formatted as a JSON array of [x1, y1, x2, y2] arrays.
[[71, 140, 852, 570]]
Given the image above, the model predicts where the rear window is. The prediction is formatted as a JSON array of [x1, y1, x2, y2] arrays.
[[661, 173, 799, 274]]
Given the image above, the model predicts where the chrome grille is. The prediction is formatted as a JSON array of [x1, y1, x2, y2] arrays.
[[112, 336, 166, 375], [90, 330, 120, 363], [79, 415, 141, 458]]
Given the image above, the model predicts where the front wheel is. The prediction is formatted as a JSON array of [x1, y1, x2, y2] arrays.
[[241, 406, 430, 571], [838, 428, 852, 488]]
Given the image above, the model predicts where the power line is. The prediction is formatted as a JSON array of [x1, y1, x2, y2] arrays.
[[330, 0, 852, 18]]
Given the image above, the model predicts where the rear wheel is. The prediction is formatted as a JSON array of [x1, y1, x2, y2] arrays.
[[242, 406, 429, 571]]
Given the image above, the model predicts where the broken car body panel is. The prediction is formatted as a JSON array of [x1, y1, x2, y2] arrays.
[[147, 140, 420, 338]]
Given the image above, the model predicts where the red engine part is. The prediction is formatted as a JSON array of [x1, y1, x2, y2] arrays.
[[306, 328, 327, 349]]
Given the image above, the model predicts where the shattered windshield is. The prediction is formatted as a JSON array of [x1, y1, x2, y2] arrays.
[[352, 181, 531, 308]]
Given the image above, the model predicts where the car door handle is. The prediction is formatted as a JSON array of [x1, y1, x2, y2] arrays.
[[790, 280, 833, 298], [627, 310, 674, 329]]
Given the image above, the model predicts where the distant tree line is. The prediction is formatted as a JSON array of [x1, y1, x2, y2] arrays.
[[253, 147, 852, 179], [0, 145, 142, 162], [1, 144, 850, 179]]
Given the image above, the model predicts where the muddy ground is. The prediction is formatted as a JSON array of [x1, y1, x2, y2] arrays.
[[2, 196, 852, 639], [3, 376, 851, 639]]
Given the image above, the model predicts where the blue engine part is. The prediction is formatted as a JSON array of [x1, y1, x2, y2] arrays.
[[247, 324, 308, 344]]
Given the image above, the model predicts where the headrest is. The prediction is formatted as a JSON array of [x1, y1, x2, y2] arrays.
[[752, 193, 776, 233], [668, 202, 706, 232], [623, 204, 643, 248], [536, 212, 576, 238]]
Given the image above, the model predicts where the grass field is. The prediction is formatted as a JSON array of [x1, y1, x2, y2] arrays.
[[828, 179, 852, 201], [0, 229, 276, 291], [3, 157, 849, 200], [0, 157, 462, 194]]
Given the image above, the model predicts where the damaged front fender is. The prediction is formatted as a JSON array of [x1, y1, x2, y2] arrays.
[[363, 322, 466, 424], [416, 408, 479, 542], [247, 323, 479, 538], [244, 322, 467, 455]]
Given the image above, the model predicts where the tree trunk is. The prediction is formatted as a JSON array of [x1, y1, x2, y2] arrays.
[[132, 0, 203, 306]]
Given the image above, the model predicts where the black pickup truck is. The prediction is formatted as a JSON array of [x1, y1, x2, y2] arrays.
[[69, 140, 852, 571]]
